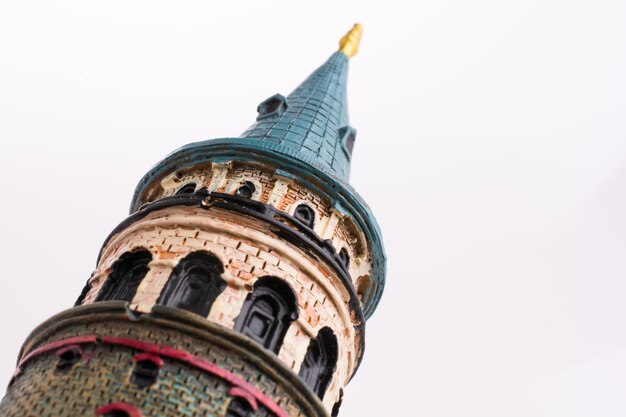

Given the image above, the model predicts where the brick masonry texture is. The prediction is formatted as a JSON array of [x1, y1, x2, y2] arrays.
[[82, 205, 359, 410], [239, 52, 352, 181], [145, 161, 372, 291], [0, 306, 324, 417]]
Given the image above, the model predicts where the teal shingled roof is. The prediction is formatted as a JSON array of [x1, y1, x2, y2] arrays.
[[240, 52, 354, 182]]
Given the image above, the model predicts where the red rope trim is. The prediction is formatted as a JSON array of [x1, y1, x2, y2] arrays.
[[16, 335, 289, 417]]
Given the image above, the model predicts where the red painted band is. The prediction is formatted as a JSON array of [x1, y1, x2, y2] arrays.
[[16, 335, 290, 417]]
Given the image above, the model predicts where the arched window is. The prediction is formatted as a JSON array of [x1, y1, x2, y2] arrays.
[[298, 327, 338, 399], [157, 251, 226, 317], [176, 182, 197, 195], [234, 277, 298, 354], [293, 204, 315, 228], [235, 181, 256, 199], [338, 248, 350, 269], [55, 345, 82, 373], [225, 397, 254, 417], [96, 250, 152, 303], [96, 403, 142, 417], [131, 354, 163, 388]]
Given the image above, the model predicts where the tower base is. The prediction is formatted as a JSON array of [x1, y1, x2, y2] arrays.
[[0, 303, 327, 417]]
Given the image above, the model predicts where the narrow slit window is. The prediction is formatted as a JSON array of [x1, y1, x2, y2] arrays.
[[338, 248, 350, 269], [55, 345, 82, 373], [298, 327, 338, 399], [338, 126, 357, 159], [130, 355, 162, 388]]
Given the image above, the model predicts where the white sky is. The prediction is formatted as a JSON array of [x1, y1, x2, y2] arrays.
[[1, 1, 626, 416]]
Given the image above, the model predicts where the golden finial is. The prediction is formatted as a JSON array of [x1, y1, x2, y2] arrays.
[[339, 23, 363, 59]]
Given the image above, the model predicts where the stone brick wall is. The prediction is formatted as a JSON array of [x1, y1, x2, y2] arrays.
[[0, 307, 324, 417], [137, 161, 371, 291], [82, 205, 358, 410]]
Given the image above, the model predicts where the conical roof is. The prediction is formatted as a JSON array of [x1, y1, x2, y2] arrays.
[[240, 50, 355, 181], [131, 24, 386, 320]]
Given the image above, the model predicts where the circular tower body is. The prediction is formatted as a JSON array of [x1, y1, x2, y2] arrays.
[[0, 24, 385, 417]]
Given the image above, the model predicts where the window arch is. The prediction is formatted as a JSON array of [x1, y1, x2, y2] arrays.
[[298, 327, 338, 399], [338, 248, 350, 269], [225, 397, 254, 417], [157, 251, 226, 317], [293, 204, 315, 228], [96, 249, 152, 303], [175, 182, 197, 195], [234, 181, 256, 199], [234, 277, 299, 354]]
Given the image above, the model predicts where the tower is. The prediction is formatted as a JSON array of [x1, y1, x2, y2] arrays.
[[0, 23, 385, 417]]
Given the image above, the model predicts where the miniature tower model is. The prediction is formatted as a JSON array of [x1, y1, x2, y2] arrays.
[[0, 24, 385, 417]]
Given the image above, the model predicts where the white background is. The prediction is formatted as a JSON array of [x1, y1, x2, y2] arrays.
[[1, 1, 626, 416]]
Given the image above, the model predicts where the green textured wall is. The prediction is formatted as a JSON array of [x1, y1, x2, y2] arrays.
[[0, 304, 327, 417]]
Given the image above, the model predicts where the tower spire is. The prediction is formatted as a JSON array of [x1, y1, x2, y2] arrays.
[[1, 25, 387, 417], [239, 25, 361, 181], [339, 23, 363, 59]]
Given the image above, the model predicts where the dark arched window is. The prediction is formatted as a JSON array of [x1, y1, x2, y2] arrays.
[[157, 251, 226, 317], [131, 354, 163, 388], [131, 359, 159, 388], [96, 250, 152, 303], [176, 182, 197, 195], [338, 248, 350, 269], [234, 277, 298, 353], [298, 327, 338, 399], [55, 345, 82, 373], [293, 204, 315, 228], [235, 181, 256, 199], [225, 397, 254, 417]]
